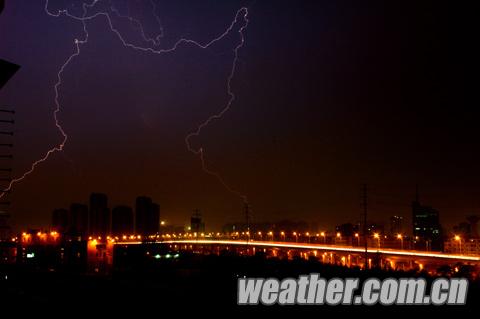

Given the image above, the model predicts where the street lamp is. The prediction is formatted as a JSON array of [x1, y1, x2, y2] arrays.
[[321, 232, 326, 244], [268, 231, 273, 241], [257, 231, 262, 241], [413, 236, 419, 250], [293, 232, 298, 243], [305, 232, 310, 243], [373, 233, 380, 249], [455, 235, 462, 254], [397, 234, 403, 250], [280, 231, 285, 242], [354, 233, 360, 246], [336, 232, 341, 245]]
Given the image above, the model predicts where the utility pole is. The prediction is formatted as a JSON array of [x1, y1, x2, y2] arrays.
[[362, 184, 368, 269]]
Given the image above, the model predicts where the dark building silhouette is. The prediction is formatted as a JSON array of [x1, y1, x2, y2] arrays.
[[69, 203, 88, 238], [52, 208, 69, 234], [390, 215, 404, 235], [335, 223, 358, 237], [0, 59, 20, 91], [0, 0, 20, 92], [191, 211, 205, 233], [451, 215, 480, 240], [366, 222, 384, 235], [0, 0, 16, 239], [453, 222, 471, 238], [135, 196, 151, 235], [0, 211, 10, 240], [112, 205, 134, 236], [412, 199, 442, 250], [89, 193, 110, 236], [466, 215, 480, 238], [135, 196, 160, 235]]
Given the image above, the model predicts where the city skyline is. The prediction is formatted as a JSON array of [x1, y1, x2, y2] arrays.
[[1, 1, 479, 311], [40, 190, 479, 240], [0, 1, 478, 233]]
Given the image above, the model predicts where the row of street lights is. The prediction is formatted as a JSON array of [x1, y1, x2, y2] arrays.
[[236, 232, 464, 254], [89, 226, 466, 254], [240, 231, 408, 249]]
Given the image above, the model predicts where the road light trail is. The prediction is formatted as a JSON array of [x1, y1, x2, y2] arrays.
[[120, 239, 480, 262]]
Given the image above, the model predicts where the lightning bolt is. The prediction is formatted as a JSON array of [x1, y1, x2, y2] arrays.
[[184, 15, 249, 204], [0, 0, 93, 199], [1, 0, 249, 206], [110, 0, 164, 47]]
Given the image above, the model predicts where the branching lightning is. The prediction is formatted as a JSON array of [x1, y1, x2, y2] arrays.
[[1, 0, 249, 205], [184, 14, 249, 204], [110, 0, 164, 47]]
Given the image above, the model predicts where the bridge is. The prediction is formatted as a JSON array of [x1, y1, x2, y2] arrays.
[[113, 239, 480, 272]]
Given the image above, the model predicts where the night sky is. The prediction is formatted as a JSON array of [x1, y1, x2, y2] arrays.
[[0, 0, 477, 231]]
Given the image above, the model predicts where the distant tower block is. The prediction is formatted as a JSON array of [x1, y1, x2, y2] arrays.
[[69, 203, 88, 238], [135, 196, 160, 236], [89, 193, 110, 236], [191, 209, 205, 234], [51, 208, 69, 234]]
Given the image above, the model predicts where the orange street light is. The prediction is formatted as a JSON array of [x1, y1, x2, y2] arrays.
[[257, 231, 262, 241], [455, 235, 462, 254], [335, 232, 341, 245], [397, 234, 404, 250], [373, 233, 380, 248]]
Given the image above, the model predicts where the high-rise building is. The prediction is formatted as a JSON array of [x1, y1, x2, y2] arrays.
[[366, 222, 384, 235], [89, 193, 110, 236], [412, 199, 442, 250], [112, 205, 134, 236], [335, 223, 358, 237], [0, 211, 10, 240], [52, 208, 69, 234], [135, 196, 160, 235], [135, 196, 151, 235], [69, 203, 88, 238], [191, 211, 205, 234], [390, 215, 404, 235]]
